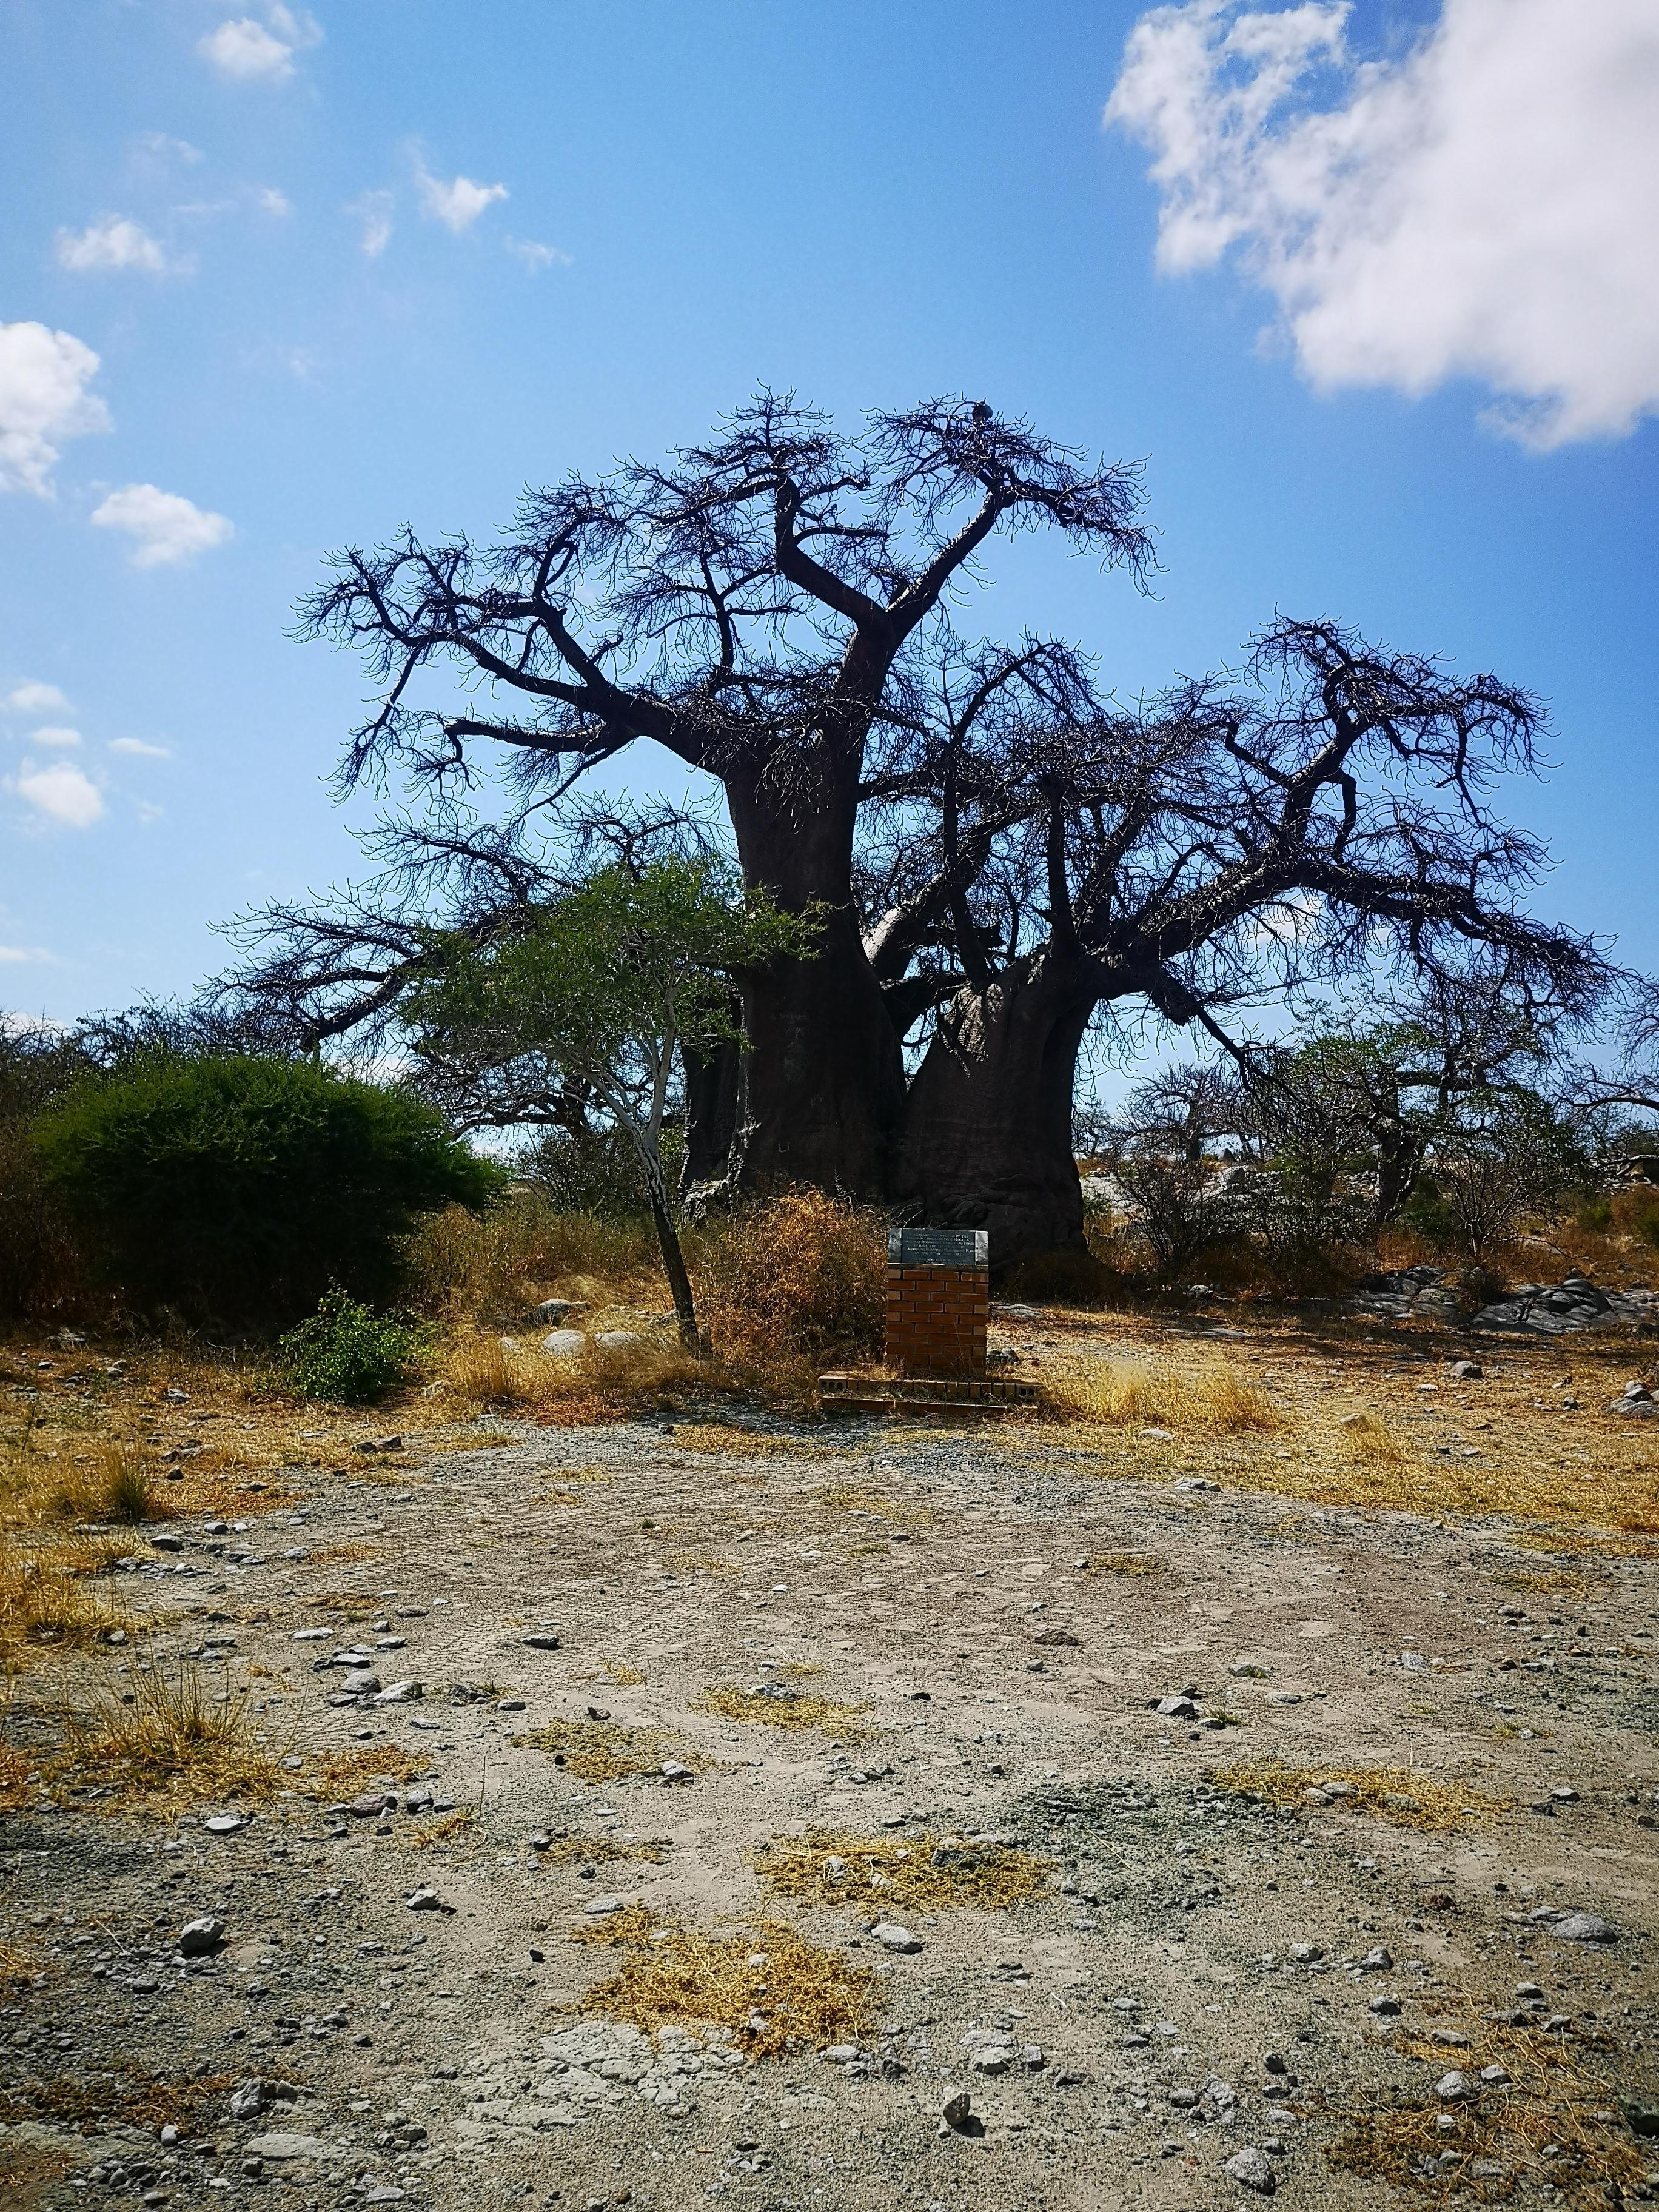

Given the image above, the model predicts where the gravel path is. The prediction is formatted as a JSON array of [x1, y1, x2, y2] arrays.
[[3, 1411, 1657, 2211]]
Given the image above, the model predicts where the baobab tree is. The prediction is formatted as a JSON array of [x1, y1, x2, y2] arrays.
[[295, 394, 1153, 1203], [865, 618, 1609, 1260]]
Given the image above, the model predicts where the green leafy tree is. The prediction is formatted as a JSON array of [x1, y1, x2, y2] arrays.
[[33, 1054, 498, 1327], [402, 858, 817, 1349]]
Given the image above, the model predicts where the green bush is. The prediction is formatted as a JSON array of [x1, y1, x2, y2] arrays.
[[280, 1287, 429, 1404], [32, 1054, 501, 1327]]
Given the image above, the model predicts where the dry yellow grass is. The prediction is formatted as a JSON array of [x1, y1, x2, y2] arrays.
[[577, 1908, 874, 2060], [694, 1685, 873, 1740], [754, 1829, 1052, 1911], [312, 1743, 427, 1792], [512, 1717, 700, 1783], [816, 1483, 933, 1526], [54, 1662, 284, 1811], [1327, 2000, 1644, 2202], [1336, 1411, 1410, 1465], [668, 1422, 831, 1460], [533, 1832, 669, 1866], [1082, 1550, 1166, 1577], [1212, 1760, 1512, 1832], [409, 1809, 475, 1848], [443, 1327, 709, 1427], [1041, 1356, 1285, 1435]]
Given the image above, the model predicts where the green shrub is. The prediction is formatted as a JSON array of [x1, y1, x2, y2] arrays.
[[33, 1053, 501, 1328], [280, 1287, 430, 1404]]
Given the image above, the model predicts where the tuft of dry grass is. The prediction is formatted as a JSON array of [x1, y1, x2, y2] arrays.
[[404, 1191, 663, 1321], [312, 1743, 427, 1792], [512, 1717, 700, 1783], [55, 1662, 284, 1810], [409, 1809, 475, 1848], [755, 1829, 1052, 1911], [442, 1326, 709, 1427], [694, 1685, 873, 1740], [1327, 1998, 1645, 2204], [534, 1832, 669, 1866], [1083, 1550, 1166, 1577], [1041, 1356, 1285, 1435], [816, 1483, 933, 1526], [1212, 1760, 1511, 1832], [1336, 1410, 1410, 1465], [578, 1909, 874, 2060], [0, 1537, 135, 1668]]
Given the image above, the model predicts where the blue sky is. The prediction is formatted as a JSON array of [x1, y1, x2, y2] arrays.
[[2, 0, 1655, 1035]]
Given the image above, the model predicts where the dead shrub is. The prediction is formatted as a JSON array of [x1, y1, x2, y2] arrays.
[[701, 1190, 885, 1375], [442, 1325, 706, 1424]]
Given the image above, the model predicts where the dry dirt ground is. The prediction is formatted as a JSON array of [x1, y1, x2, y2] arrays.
[[3, 1301, 1658, 2212]]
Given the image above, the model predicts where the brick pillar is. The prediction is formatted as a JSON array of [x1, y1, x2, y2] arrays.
[[884, 1227, 990, 1378]]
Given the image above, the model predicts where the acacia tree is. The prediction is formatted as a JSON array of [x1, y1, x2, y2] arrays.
[[399, 856, 814, 1347], [866, 619, 1609, 1261], [297, 394, 1153, 1203], [1241, 971, 1563, 1226]]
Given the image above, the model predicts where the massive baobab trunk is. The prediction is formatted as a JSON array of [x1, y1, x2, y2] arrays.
[[716, 770, 905, 1202], [892, 949, 1099, 1267]]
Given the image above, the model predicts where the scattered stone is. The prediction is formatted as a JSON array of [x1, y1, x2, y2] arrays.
[[1033, 1627, 1080, 1647], [1552, 1911, 1619, 1944], [247, 2133, 333, 2163], [150, 1533, 184, 1553], [1358, 1948, 1394, 1972], [1450, 1360, 1484, 1379], [1224, 2145, 1275, 2193], [871, 1922, 922, 1953], [177, 1915, 225, 1957], [524, 1632, 563, 1651], [405, 1888, 452, 1914], [1435, 2072, 1476, 2102], [204, 1814, 244, 1835], [595, 1330, 646, 1350], [541, 1330, 588, 1358], [1368, 1995, 1401, 2016], [374, 1680, 424, 1704], [1614, 1381, 1658, 1418], [229, 2079, 267, 2120], [660, 1760, 694, 1782], [1155, 1695, 1199, 1720], [940, 2089, 976, 2135]]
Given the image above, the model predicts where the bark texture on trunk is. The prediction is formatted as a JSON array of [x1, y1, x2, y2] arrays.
[[891, 950, 1098, 1269], [723, 771, 905, 1204], [680, 1033, 743, 1199]]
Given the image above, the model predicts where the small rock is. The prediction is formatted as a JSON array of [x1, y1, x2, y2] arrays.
[[404, 1888, 451, 1914], [340, 1671, 382, 1697], [1155, 1695, 1199, 1720], [1224, 2146, 1275, 2193], [660, 1760, 694, 1781], [1033, 1627, 1080, 1647], [531, 1298, 574, 1325], [374, 1680, 423, 1705], [229, 2079, 267, 2120], [524, 1632, 562, 1651], [1480, 2064, 1512, 2085], [150, 1533, 184, 1553], [940, 2089, 974, 2134], [1552, 1911, 1619, 1944], [541, 1330, 588, 1358], [1450, 1360, 1483, 1379], [1368, 1995, 1402, 2016], [1358, 1947, 1394, 1971], [871, 1922, 922, 1953], [594, 1329, 646, 1349], [1435, 2071, 1475, 2102], [204, 1814, 244, 1836], [247, 2133, 333, 2163], [177, 1916, 225, 1957]]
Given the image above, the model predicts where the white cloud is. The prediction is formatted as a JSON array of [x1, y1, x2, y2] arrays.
[[90, 484, 234, 569], [349, 189, 394, 259], [0, 944, 53, 964], [506, 235, 572, 273], [255, 186, 292, 218], [0, 321, 110, 497], [1106, 0, 1659, 448], [199, 6, 322, 84], [55, 215, 170, 275], [109, 737, 172, 758], [415, 157, 509, 233], [13, 760, 104, 828], [26, 727, 82, 750], [3, 681, 69, 716], [132, 132, 203, 172]]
